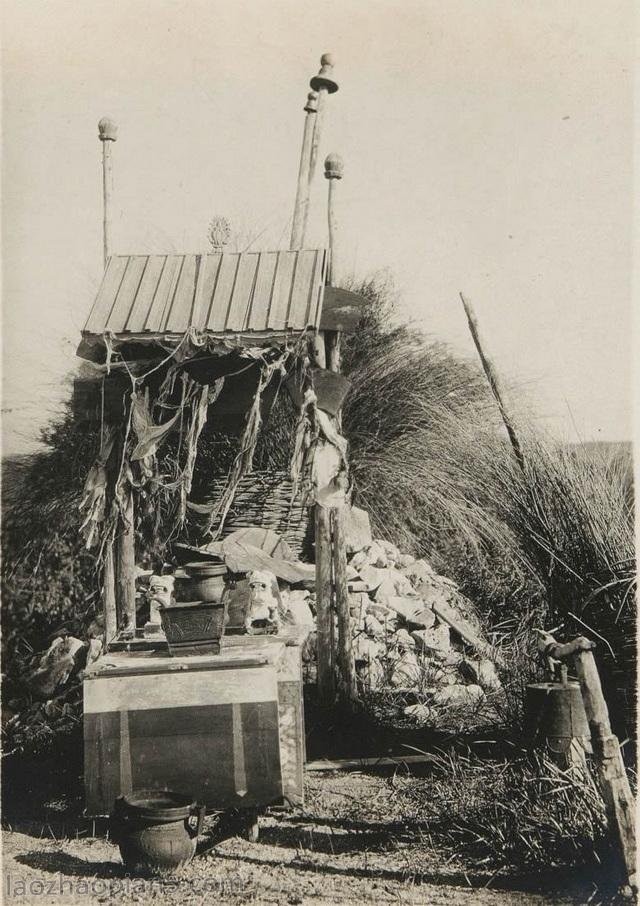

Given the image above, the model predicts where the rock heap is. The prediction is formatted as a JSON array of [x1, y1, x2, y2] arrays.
[[298, 506, 504, 729]]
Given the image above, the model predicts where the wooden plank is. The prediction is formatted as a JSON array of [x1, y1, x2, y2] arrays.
[[107, 255, 148, 333], [267, 252, 296, 329], [85, 256, 129, 334], [431, 597, 505, 668], [142, 255, 181, 332], [84, 665, 278, 713], [308, 248, 326, 328], [208, 254, 241, 331], [125, 256, 165, 332], [191, 254, 222, 328], [288, 249, 316, 329], [165, 253, 197, 333], [225, 252, 260, 331], [306, 754, 440, 772], [248, 252, 278, 330]]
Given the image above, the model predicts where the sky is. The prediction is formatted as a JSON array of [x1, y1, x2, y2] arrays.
[[1, 0, 635, 455]]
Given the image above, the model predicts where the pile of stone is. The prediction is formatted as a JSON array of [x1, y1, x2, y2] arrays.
[[296, 506, 504, 729]]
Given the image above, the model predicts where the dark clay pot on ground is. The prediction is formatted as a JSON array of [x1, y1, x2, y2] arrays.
[[110, 791, 205, 874]]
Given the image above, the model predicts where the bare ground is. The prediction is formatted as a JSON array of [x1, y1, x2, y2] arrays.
[[3, 770, 595, 906]]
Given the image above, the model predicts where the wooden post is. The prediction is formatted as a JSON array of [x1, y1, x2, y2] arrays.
[[315, 503, 335, 703], [324, 153, 343, 287], [116, 484, 137, 632], [98, 117, 117, 268], [103, 547, 117, 644], [322, 154, 356, 701], [543, 635, 637, 893], [459, 292, 525, 473], [290, 91, 318, 250], [332, 509, 357, 702], [574, 648, 636, 893], [98, 122, 117, 644], [308, 55, 339, 190]]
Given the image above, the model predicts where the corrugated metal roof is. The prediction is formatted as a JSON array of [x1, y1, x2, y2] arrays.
[[82, 249, 328, 339]]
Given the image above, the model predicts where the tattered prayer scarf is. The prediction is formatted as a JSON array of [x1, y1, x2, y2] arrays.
[[177, 379, 224, 525], [79, 426, 117, 548], [130, 388, 181, 462], [290, 387, 349, 508]]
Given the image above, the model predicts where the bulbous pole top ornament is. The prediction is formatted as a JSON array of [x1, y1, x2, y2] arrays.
[[98, 117, 118, 142], [208, 216, 231, 252], [304, 90, 319, 113], [324, 153, 344, 180], [310, 53, 339, 94]]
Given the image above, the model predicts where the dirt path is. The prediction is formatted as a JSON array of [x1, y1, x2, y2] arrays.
[[2, 772, 589, 905]]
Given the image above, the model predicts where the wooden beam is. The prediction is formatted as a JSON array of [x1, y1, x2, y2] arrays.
[[315, 503, 335, 703]]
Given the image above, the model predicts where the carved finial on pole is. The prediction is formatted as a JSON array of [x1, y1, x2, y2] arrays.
[[290, 90, 319, 250], [310, 53, 339, 95], [324, 153, 343, 286], [98, 117, 117, 268]]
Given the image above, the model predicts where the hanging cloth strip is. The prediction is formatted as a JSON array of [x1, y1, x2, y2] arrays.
[[79, 425, 118, 549]]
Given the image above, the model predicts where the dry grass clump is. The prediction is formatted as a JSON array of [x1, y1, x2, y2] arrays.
[[397, 747, 609, 873], [340, 275, 635, 737]]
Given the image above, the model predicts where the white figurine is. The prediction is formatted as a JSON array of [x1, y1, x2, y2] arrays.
[[147, 575, 175, 628], [245, 570, 281, 632]]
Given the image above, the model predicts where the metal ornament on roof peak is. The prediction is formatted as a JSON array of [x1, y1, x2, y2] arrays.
[[208, 216, 231, 252]]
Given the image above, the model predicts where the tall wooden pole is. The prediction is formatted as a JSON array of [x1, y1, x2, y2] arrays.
[[459, 292, 525, 473], [98, 117, 117, 268], [98, 118, 118, 645], [324, 153, 356, 702], [308, 55, 338, 191], [290, 91, 318, 251]]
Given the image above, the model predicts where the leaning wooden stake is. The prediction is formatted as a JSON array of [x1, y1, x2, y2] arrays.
[[543, 635, 637, 893], [459, 292, 525, 473]]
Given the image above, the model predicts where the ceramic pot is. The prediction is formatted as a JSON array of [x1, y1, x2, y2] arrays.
[[174, 562, 227, 604], [110, 791, 205, 874]]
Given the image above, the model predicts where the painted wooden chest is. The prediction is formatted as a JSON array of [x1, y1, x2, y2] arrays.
[[83, 631, 307, 816]]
